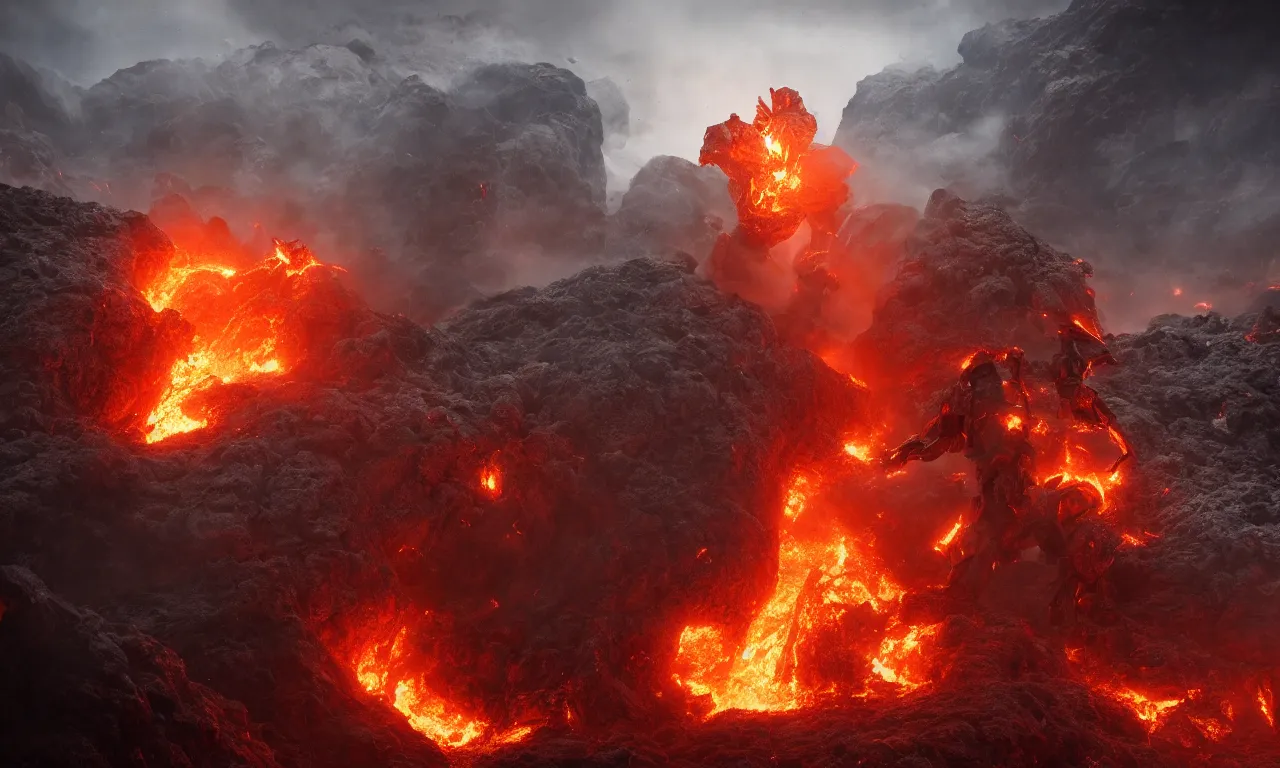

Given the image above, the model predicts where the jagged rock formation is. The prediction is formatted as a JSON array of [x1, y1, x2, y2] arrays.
[[605, 155, 735, 263], [0, 565, 281, 768], [1095, 311, 1280, 657], [345, 62, 608, 320], [835, 0, 1280, 286], [0, 184, 861, 763], [853, 189, 1099, 413], [1, 43, 617, 324]]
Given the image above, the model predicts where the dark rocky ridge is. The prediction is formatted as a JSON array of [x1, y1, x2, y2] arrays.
[[0, 43, 628, 325], [0, 184, 860, 765], [853, 189, 1100, 418], [835, 0, 1280, 312]]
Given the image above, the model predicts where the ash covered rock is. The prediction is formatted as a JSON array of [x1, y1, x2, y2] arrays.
[[333, 61, 609, 321], [835, 0, 1280, 280], [0, 184, 188, 433], [0, 566, 280, 768], [3, 41, 617, 323], [1093, 311, 1280, 666], [606, 155, 735, 262], [0, 51, 78, 144], [854, 189, 1098, 407], [0, 186, 861, 760]]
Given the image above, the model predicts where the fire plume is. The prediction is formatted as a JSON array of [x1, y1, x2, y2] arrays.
[[143, 239, 340, 443]]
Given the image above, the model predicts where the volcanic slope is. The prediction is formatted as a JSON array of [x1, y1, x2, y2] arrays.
[[0, 184, 862, 765], [835, 0, 1280, 294]]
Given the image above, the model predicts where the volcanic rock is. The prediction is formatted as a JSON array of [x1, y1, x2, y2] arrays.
[[1094, 311, 1280, 658], [0, 184, 189, 433], [854, 189, 1098, 412], [345, 61, 608, 321], [835, 0, 1280, 280], [0, 51, 78, 143], [0, 184, 862, 762], [606, 155, 735, 263], [0, 565, 280, 768]]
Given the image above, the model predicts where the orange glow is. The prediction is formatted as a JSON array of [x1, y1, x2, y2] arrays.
[[934, 518, 963, 553], [673, 470, 937, 715], [1119, 533, 1144, 548], [1101, 684, 1186, 732], [843, 442, 873, 463], [749, 131, 803, 216], [1173, 287, 1183, 297], [1193, 301, 1212, 312], [847, 374, 868, 389], [959, 351, 978, 370], [1258, 680, 1275, 728], [1004, 414, 1023, 432], [353, 625, 535, 750], [1071, 317, 1104, 342], [480, 463, 502, 497], [782, 473, 813, 520], [1189, 715, 1231, 741], [143, 239, 337, 443], [1042, 441, 1123, 511]]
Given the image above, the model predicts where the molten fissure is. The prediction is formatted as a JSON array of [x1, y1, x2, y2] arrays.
[[352, 624, 534, 750], [672, 470, 938, 716], [142, 239, 341, 443]]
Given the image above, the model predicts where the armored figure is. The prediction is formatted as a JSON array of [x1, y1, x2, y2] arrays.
[[885, 350, 1034, 597], [1051, 323, 1131, 471]]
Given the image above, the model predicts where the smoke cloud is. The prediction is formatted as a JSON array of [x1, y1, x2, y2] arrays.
[[3, 0, 1068, 170]]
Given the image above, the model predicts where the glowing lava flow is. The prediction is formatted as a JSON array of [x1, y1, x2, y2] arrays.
[[353, 626, 534, 750], [934, 517, 964, 553], [673, 472, 937, 715], [1259, 680, 1276, 729], [143, 240, 337, 443], [1042, 440, 1123, 511]]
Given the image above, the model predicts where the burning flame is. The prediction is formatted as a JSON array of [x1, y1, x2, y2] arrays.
[[143, 239, 339, 443], [1004, 414, 1024, 432]]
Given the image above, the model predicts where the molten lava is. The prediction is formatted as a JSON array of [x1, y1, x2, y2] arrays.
[[672, 470, 937, 716], [352, 624, 534, 750], [479, 458, 503, 497], [143, 239, 340, 443]]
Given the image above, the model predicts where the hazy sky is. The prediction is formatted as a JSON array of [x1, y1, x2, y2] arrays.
[[0, 0, 1068, 170]]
